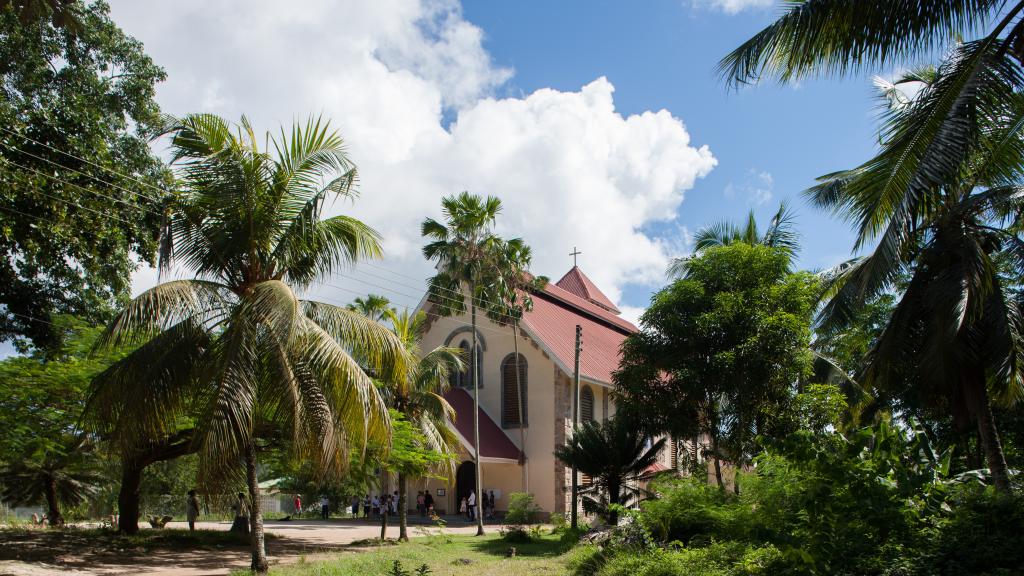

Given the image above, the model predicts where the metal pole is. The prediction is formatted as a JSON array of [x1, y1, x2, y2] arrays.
[[571, 324, 582, 529]]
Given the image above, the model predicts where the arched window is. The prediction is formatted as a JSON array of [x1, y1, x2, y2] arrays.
[[450, 340, 483, 389], [501, 354, 527, 428], [580, 385, 595, 423]]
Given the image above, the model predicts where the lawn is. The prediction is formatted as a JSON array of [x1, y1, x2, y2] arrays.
[[248, 532, 577, 576]]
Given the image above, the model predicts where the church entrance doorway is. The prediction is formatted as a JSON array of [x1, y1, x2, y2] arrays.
[[456, 460, 476, 515]]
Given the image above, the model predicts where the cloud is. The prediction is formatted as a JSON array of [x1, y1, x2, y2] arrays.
[[692, 0, 775, 14], [724, 168, 773, 206], [110, 0, 715, 310]]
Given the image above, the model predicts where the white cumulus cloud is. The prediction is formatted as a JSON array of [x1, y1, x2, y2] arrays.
[[110, 0, 715, 311], [693, 0, 775, 14]]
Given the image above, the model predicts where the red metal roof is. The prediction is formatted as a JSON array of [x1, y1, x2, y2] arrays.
[[555, 267, 621, 314], [445, 388, 523, 461], [521, 270, 637, 384]]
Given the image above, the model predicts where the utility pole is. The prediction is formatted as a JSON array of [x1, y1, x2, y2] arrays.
[[571, 324, 582, 529]]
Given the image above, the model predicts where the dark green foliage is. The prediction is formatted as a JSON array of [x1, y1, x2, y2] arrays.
[[504, 492, 541, 525], [554, 415, 665, 524], [0, 0, 168, 348], [915, 489, 1024, 575]]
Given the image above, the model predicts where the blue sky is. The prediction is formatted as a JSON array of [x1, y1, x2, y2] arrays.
[[463, 0, 880, 304]]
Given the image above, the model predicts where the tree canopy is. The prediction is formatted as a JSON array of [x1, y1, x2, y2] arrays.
[[0, 0, 168, 349]]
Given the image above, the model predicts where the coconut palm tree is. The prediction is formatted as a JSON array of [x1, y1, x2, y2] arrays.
[[668, 202, 798, 278], [811, 67, 1024, 493], [553, 414, 665, 525], [485, 238, 547, 492], [381, 308, 461, 541], [421, 191, 505, 536], [347, 294, 392, 322], [86, 114, 407, 572]]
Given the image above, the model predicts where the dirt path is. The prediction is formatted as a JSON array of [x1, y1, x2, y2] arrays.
[[0, 519, 485, 576]]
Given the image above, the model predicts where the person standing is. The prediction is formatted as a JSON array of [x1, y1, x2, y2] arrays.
[[294, 495, 302, 515], [423, 490, 434, 516], [230, 492, 249, 534], [186, 490, 201, 531], [488, 490, 496, 519], [415, 491, 424, 517], [459, 496, 467, 518], [350, 495, 360, 518], [320, 495, 330, 520], [362, 494, 371, 518], [371, 494, 380, 518], [467, 490, 477, 521]]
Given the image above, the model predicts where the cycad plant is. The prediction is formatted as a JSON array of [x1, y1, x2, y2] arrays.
[[87, 114, 406, 572], [0, 436, 100, 527], [811, 66, 1024, 493], [668, 202, 798, 278], [422, 191, 506, 536], [554, 415, 666, 525], [381, 308, 462, 541]]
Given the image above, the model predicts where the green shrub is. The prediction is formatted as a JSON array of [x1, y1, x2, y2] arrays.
[[913, 488, 1024, 576], [504, 492, 541, 525], [591, 542, 789, 576]]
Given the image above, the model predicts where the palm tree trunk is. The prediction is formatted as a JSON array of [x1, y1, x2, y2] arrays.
[[245, 445, 269, 574], [471, 297, 485, 536], [118, 462, 143, 534], [43, 475, 63, 528], [607, 479, 620, 526], [968, 377, 1011, 493], [398, 473, 408, 542], [711, 433, 724, 489], [513, 321, 527, 493], [379, 473, 389, 541]]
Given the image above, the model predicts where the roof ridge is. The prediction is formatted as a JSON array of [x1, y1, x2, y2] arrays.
[[554, 266, 621, 314]]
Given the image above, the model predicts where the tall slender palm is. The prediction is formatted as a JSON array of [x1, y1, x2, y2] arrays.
[[811, 68, 1024, 492], [86, 114, 407, 571], [668, 202, 798, 278], [553, 415, 665, 525], [381, 308, 461, 541], [421, 191, 505, 536], [486, 238, 546, 492], [347, 294, 392, 323]]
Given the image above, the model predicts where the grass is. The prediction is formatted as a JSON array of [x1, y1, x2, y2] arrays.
[[237, 532, 577, 576]]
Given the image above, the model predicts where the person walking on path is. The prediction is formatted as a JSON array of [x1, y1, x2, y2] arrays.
[[186, 490, 201, 531], [230, 492, 249, 535], [320, 495, 330, 520], [467, 490, 477, 521]]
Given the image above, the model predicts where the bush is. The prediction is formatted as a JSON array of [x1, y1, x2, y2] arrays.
[[504, 492, 541, 525], [590, 542, 788, 576], [913, 489, 1024, 576]]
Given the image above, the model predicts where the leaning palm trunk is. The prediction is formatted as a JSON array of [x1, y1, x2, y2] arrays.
[[471, 294, 485, 536], [966, 369, 1011, 492], [43, 477, 62, 528], [514, 321, 528, 492], [245, 445, 268, 573]]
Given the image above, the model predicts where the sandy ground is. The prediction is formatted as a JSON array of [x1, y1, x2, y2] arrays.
[[0, 519, 486, 576]]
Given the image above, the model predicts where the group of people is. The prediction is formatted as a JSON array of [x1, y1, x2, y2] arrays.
[[458, 489, 497, 521], [414, 489, 436, 517]]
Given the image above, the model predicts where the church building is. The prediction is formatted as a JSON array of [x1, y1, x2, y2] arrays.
[[413, 265, 675, 515]]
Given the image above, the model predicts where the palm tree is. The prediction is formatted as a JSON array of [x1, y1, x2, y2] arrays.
[[811, 67, 1024, 493], [87, 114, 407, 572], [381, 308, 462, 541], [553, 415, 665, 525], [347, 294, 392, 322], [668, 202, 798, 278], [421, 191, 505, 536], [720, 0, 1023, 89], [0, 436, 99, 527], [486, 238, 547, 492]]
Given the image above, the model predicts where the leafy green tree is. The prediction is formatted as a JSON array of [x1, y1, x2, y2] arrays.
[[87, 114, 406, 573], [809, 66, 1024, 493], [0, 316, 128, 525], [421, 191, 506, 536], [0, 0, 80, 31], [0, 0, 168, 349], [615, 244, 818, 489], [380, 308, 461, 541], [667, 202, 798, 278], [554, 415, 665, 525]]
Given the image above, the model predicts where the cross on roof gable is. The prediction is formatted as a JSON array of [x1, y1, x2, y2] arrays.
[[554, 266, 621, 314]]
